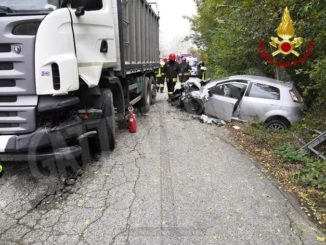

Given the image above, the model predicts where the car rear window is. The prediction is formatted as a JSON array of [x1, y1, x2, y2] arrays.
[[248, 83, 280, 100]]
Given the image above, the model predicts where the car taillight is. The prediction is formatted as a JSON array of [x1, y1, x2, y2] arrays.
[[289, 90, 299, 103]]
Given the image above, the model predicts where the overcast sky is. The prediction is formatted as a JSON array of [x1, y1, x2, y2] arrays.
[[152, 0, 197, 54]]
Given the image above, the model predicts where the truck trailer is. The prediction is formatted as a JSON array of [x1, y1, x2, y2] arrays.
[[0, 0, 160, 162]]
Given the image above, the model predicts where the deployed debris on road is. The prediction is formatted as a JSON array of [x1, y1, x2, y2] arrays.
[[198, 115, 226, 126]]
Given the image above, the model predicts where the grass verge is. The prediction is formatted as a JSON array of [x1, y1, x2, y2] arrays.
[[228, 114, 326, 233]]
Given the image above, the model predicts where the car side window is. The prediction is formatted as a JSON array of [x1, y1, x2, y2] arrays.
[[210, 84, 225, 96], [211, 83, 247, 99], [248, 83, 280, 100]]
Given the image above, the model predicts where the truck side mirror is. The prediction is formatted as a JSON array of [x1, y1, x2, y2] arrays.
[[81, 0, 103, 11], [72, 0, 103, 17], [75, 6, 85, 17]]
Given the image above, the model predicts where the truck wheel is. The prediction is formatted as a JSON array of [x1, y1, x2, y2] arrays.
[[100, 89, 116, 150], [150, 76, 157, 105], [140, 77, 151, 113]]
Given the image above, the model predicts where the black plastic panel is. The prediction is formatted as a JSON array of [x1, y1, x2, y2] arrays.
[[51, 63, 60, 90], [0, 79, 16, 87], [0, 62, 13, 70], [0, 96, 17, 102], [0, 111, 18, 117], [0, 123, 19, 128], [0, 44, 10, 52], [12, 21, 41, 36]]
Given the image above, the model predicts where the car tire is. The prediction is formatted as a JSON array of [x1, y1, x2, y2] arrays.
[[182, 97, 204, 115], [266, 118, 289, 130]]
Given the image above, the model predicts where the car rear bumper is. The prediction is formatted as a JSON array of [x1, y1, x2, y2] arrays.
[[287, 105, 304, 125]]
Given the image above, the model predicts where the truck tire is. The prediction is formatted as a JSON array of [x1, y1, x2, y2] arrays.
[[99, 89, 116, 150], [150, 76, 157, 105], [139, 76, 151, 113]]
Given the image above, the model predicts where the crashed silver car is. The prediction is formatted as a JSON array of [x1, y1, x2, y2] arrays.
[[185, 75, 304, 129]]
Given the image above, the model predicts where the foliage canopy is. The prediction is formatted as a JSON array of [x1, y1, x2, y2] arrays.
[[190, 0, 325, 108]]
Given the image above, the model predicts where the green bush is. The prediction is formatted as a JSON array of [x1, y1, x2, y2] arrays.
[[276, 144, 309, 164], [276, 144, 326, 190], [190, 0, 326, 108], [242, 123, 270, 145], [296, 160, 326, 190]]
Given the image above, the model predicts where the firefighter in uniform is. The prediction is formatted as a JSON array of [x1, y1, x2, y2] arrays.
[[179, 57, 191, 86], [155, 58, 167, 93], [163, 53, 180, 101], [197, 61, 207, 80]]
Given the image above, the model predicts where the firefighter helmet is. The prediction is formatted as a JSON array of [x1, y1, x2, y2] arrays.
[[169, 53, 176, 61]]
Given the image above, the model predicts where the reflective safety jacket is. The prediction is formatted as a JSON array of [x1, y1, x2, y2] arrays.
[[200, 66, 207, 80], [197, 64, 207, 80], [156, 62, 166, 78], [163, 61, 180, 81]]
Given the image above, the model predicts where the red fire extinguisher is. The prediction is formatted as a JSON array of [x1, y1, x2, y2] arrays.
[[128, 106, 137, 133]]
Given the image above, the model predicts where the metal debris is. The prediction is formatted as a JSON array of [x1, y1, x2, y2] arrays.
[[198, 114, 226, 126], [297, 128, 326, 160]]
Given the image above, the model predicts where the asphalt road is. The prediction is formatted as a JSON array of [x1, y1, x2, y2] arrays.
[[0, 93, 323, 245]]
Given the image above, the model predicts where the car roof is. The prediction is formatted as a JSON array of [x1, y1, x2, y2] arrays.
[[227, 75, 293, 88]]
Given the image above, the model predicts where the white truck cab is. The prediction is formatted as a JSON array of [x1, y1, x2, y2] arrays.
[[0, 0, 160, 162]]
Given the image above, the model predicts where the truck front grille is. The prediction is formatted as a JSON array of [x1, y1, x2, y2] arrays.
[[0, 96, 17, 102], [0, 62, 13, 70], [0, 79, 15, 87], [0, 44, 10, 52], [0, 16, 43, 97], [0, 106, 36, 134], [0, 16, 43, 134], [0, 123, 19, 128], [0, 111, 17, 117]]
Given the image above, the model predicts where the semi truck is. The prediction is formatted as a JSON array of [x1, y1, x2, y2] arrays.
[[0, 0, 160, 162]]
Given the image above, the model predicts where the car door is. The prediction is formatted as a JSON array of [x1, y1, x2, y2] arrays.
[[239, 82, 282, 122], [69, 0, 117, 87], [204, 82, 247, 121]]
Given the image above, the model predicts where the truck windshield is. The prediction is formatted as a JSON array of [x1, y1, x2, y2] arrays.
[[0, 0, 59, 13]]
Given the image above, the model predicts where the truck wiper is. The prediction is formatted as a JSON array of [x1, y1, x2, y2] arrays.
[[0, 6, 14, 15]]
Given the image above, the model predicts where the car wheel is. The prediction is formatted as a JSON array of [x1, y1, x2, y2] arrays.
[[182, 97, 204, 115], [266, 119, 288, 130]]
